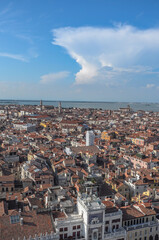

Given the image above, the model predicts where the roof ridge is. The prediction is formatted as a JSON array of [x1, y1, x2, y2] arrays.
[[133, 205, 146, 216]]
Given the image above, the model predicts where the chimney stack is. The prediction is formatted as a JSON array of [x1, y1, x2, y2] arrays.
[[20, 217, 23, 225]]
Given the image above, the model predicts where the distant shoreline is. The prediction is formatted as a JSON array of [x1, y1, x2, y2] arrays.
[[0, 100, 158, 112], [0, 99, 158, 104]]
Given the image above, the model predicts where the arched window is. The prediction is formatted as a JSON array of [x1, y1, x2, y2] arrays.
[[149, 236, 153, 240], [93, 231, 98, 239], [155, 235, 158, 240]]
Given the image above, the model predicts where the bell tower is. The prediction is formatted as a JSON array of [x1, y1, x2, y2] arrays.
[[58, 101, 62, 114], [40, 100, 43, 111]]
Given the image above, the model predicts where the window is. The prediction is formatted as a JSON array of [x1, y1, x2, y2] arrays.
[[150, 228, 152, 232], [135, 232, 137, 237], [152, 216, 154, 221], [73, 226, 76, 230], [73, 232, 76, 237], [60, 228, 63, 232], [64, 234, 67, 238], [105, 221, 109, 224], [77, 225, 80, 229], [112, 219, 120, 223], [105, 226, 108, 232], [146, 217, 148, 222], [77, 231, 80, 237], [10, 215, 20, 224], [64, 227, 68, 231], [60, 234, 63, 240], [145, 230, 147, 235], [93, 231, 98, 239]]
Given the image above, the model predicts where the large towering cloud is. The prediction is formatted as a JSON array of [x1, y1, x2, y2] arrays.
[[52, 25, 159, 85]]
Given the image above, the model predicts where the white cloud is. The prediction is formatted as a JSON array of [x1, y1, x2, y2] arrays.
[[146, 84, 155, 88], [0, 52, 27, 62], [52, 25, 159, 84], [40, 71, 69, 84]]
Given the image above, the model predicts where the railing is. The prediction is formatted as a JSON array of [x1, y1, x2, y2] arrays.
[[105, 211, 122, 217], [55, 216, 83, 226], [104, 229, 126, 238], [125, 220, 159, 231], [77, 197, 105, 211], [17, 231, 59, 240]]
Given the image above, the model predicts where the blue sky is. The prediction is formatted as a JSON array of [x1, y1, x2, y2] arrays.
[[0, 0, 159, 102]]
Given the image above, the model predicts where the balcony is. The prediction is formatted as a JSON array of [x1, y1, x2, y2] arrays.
[[55, 214, 83, 227], [105, 210, 122, 217], [125, 219, 159, 231], [104, 228, 126, 239]]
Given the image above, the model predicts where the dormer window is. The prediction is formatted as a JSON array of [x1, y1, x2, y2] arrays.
[[10, 215, 20, 224]]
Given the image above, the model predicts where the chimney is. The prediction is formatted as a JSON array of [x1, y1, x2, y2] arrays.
[[150, 152, 153, 161], [19, 208, 21, 216], [20, 217, 23, 225]]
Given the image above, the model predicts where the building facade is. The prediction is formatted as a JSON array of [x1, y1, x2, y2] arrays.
[[86, 131, 95, 146]]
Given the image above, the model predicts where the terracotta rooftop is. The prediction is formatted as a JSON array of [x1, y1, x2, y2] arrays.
[[0, 210, 55, 240]]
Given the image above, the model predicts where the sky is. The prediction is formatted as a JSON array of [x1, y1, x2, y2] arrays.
[[0, 0, 159, 102]]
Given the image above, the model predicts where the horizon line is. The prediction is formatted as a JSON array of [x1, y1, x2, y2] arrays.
[[0, 99, 158, 104]]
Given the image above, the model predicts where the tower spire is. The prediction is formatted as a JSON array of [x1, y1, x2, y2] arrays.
[[40, 100, 43, 111], [58, 101, 62, 114]]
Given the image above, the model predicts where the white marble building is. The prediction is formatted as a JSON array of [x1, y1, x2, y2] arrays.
[[55, 194, 126, 240]]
